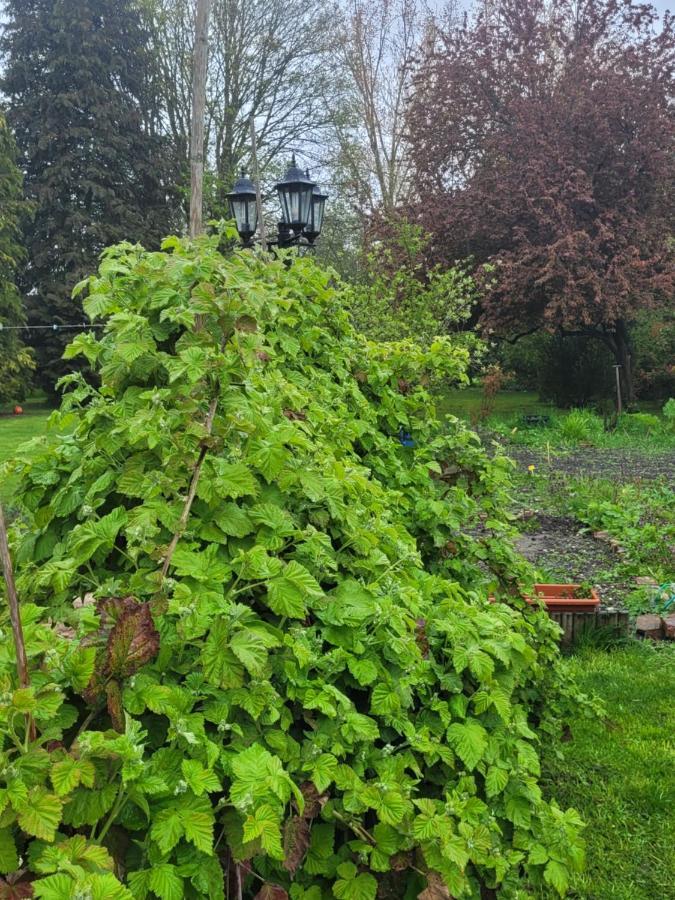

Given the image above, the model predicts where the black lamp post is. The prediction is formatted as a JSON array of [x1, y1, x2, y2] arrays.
[[227, 154, 327, 249], [225, 171, 258, 247]]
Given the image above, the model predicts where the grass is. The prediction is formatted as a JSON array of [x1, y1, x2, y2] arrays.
[[0, 398, 52, 503], [437, 386, 553, 419], [438, 386, 675, 452], [539, 642, 675, 899]]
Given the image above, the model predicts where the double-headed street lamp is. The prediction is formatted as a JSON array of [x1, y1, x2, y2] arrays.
[[226, 155, 328, 249]]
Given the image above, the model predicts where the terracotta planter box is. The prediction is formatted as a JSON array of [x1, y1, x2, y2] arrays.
[[490, 584, 600, 614], [525, 583, 600, 614]]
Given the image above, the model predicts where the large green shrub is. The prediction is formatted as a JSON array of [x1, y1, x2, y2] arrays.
[[0, 235, 587, 898], [347, 223, 482, 363]]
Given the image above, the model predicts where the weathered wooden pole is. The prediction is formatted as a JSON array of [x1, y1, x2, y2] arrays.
[[613, 364, 623, 415], [249, 117, 267, 251], [0, 502, 35, 740], [189, 0, 212, 238]]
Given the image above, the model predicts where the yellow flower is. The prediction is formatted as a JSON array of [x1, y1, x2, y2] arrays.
[[527, 464, 536, 473]]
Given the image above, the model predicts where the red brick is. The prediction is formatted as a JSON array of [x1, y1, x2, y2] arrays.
[[635, 614, 663, 640], [662, 615, 675, 640]]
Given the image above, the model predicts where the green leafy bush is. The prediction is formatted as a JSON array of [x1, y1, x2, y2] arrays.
[[0, 236, 588, 898], [616, 412, 662, 435], [347, 222, 483, 363], [555, 410, 604, 445]]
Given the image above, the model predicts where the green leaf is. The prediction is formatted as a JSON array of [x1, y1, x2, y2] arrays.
[[63, 647, 97, 693], [17, 787, 63, 841], [51, 757, 95, 796], [242, 802, 283, 859], [230, 628, 270, 675], [215, 503, 254, 538], [212, 461, 259, 499], [0, 827, 18, 874], [67, 507, 127, 564], [310, 753, 338, 793], [181, 759, 221, 796], [149, 863, 184, 900], [447, 720, 488, 771], [180, 793, 215, 854], [347, 657, 378, 686], [485, 766, 508, 798], [151, 807, 183, 855], [333, 863, 377, 900], [544, 859, 570, 897]]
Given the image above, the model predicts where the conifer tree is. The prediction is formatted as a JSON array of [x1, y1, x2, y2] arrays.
[[1, 0, 180, 393], [0, 109, 33, 406]]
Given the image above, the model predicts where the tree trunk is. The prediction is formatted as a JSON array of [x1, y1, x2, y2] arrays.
[[614, 319, 635, 408], [189, 0, 211, 239]]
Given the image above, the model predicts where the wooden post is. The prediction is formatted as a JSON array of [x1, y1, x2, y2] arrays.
[[189, 0, 211, 239], [0, 502, 35, 740], [613, 364, 623, 415], [249, 117, 267, 251]]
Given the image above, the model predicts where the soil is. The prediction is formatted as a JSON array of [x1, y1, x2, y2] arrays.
[[504, 446, 675, 484], [501, 444, 675, 610], [514, 513, 631, 609]]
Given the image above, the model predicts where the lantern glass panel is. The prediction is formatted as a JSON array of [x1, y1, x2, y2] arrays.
[[275, 158, 315, 229]]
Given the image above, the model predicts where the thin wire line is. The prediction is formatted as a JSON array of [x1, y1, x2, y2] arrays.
[[0, 323, 105, 331]]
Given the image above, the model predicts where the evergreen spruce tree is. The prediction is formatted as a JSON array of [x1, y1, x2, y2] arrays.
[[1, 0, 180, 394], [0, 109, 33, 406]]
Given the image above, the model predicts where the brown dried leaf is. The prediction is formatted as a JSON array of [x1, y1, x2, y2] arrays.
[[283, 409, 307, 421], [105, 602, 159, 679], [253, 885, 288, 900], [235, 315, 258, 333], [282, 816, 310, 875], [0, 879, 34, 900], [299, 782, 328, 819], [106, 680, 124, 732], [418, 872, 454, 900]]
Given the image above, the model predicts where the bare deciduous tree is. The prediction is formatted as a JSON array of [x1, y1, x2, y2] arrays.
[[323, 0, 457, 218], [146, 0, 335, 212]]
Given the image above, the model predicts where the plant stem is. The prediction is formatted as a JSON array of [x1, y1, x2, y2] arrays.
[[0, 502, 35, 741], [96, 787, 127, 844], [158, 392, 219, 586]]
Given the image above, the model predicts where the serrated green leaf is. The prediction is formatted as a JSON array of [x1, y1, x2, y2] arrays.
[[485, 766, 509, 797], [544, 859, 570, 897], [310, 753, 338, 792], [17, 787, 63, 841], [447, 720, 488, 771], [0, 827, 18, 874], [181, 759, 221, 796], [242, 802, 283, 859], [149, 863, 184, 900]]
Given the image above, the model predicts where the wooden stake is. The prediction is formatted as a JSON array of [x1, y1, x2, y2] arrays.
[[249, 117, 267, 251], [189, 0, 211, 239], [0, 502, 35, 740], [613, 364, 623, 415]]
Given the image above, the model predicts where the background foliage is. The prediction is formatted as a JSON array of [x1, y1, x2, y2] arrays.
[[1, 0, 181, 395]]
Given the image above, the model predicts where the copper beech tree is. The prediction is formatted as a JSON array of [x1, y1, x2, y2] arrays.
[[406, 0, 674, 403]]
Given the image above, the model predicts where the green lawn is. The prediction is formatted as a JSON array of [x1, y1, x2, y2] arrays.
[[0, 402, 52, 502], [539, 642, 675, 899], [436, 386, 553, 419]]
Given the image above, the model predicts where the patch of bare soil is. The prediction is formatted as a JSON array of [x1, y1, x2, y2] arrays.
[[514, 513, 631, 609], [505, 447, 674, 484]]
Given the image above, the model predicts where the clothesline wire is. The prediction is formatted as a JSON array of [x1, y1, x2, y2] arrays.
[[0, 323, 105, 331]]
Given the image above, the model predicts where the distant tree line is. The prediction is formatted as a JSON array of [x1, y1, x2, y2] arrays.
[[0, 0, 672, 404]]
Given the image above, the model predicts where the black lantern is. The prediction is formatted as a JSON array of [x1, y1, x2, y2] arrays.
[[226, 170, 258, 245], [303, 179, 328, 244], [274, 155, 315, 231]]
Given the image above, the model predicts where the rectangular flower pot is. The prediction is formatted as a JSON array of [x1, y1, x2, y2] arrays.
[[525, 583, 600, 614]]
